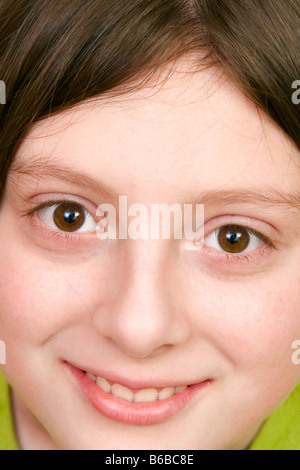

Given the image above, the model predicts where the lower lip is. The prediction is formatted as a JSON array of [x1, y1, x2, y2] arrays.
[[67, 363, 211, 426]]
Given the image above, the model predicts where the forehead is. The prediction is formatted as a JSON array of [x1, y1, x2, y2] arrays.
[[13, 61, 300, 202]]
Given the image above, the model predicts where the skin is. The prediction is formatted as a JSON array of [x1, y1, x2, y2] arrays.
[[1, 61, 300, 450]]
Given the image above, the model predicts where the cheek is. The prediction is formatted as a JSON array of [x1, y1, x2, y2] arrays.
[[189, 274, 300, 384], [0, 246, 106, 363], [230, 289, 300, 370]]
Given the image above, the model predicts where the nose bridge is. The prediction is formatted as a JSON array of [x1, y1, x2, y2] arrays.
[[94, 240, 189, 358], [128, 239, 172, 284], [112, 241, 175, 357]]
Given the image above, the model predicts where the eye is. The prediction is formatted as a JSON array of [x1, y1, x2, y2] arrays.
[[205, 224, 267, 254], [38, 201, 97, 233]]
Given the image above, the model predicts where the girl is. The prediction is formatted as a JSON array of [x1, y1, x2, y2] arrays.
[[0, 0, 300, 450]]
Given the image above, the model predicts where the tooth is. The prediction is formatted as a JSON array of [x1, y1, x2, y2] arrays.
[[111, 383, 134, 402], [175, 385, 187, 394], [96, 377, 111, 393], [158, 387, 175, 400], [87, 372, 96, 382], [134, 388, 158, 403]]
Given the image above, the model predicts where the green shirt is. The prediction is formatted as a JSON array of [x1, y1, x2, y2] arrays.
[[0, 372, 18, 450], [0, 370, 299, 450]]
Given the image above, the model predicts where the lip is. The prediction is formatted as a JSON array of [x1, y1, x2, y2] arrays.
[[66, 362, 211, 425]]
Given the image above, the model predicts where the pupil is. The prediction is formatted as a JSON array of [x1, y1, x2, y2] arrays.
[[226, 232, 240, 244], [64, 210, 78, 224], [218, 225, 250, 253], [53, 203, 85, 232]]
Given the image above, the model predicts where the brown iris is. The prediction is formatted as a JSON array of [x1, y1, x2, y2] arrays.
[[53, 202, 85, 232], [217, 225, 250, 253]]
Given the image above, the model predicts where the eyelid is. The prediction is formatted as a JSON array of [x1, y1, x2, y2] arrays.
[[215, 225, 276, 249], [22, 196, 100, 239], [203, 214, 278, 246], [203, 226, 271, 253], [21, 196, 103, 249], [190, 221, 279, 273], [24, 194, 98, 219], [198, 216, 279, 263]]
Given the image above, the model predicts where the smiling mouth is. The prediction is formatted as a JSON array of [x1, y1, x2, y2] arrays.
[[85, 371, 190, 403], [67, 363, 211, 425]]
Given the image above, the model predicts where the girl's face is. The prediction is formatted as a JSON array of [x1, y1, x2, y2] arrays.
[[1, 63, 300, 450]]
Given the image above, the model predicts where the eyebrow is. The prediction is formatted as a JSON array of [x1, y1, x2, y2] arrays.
[[11, 158, 120, 206], [11, 159, 300, 211], [186, 188, 300, 211]]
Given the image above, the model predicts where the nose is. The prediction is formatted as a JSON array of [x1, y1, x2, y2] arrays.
[[92, 241, 190, 359]]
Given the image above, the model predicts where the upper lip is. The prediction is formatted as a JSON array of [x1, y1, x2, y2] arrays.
[[66, 361, 205, 390]]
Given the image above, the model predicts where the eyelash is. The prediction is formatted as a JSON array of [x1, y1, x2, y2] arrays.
[[24, 199, 278, 264], [201, 226, 278, 265], [24, 199, 97, 244]]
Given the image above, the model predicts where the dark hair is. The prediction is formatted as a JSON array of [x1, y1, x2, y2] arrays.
[[0, 0, 299, 201]]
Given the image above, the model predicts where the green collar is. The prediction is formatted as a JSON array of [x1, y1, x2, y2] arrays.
[[249, 382, 300, 450], [0, 372, 19, 450]]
